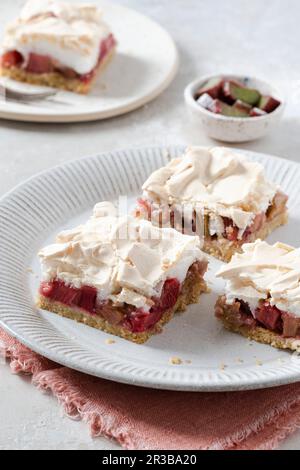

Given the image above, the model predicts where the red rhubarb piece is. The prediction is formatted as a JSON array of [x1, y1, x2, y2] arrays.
[[282, 312, 300, 337], [40, 281, 55, 297], [123, 278, 180, 333], [56, 66, 78, 79], [40, 280, 97, 313], [222, 217, 239, 241], [80, 71, 94, 84], [125, 309, 163, 333], [1, 50, 23, 67], [255, 302, 282, 332], [242, 212, 266, 240], [258, 95, 281, 113], [26, 53, 54, 74], [195, 78, 223, 100], [78, 285, 97, 313], [99, 34, 116, 61], [40, 280, 81, 305], [97, 302, 125, 325], [54, 281, 81, 305], [158, 278, 180, 311]]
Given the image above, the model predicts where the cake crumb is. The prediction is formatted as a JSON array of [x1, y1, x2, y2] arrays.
[[185, 359, 192, 364], [236, 358, 244, 364], [169, 356, 183, 365], [219, 362, 227, 371], [26, 267, 34, 274], [256, 359, 263, 367], [105, 339, 116, 345]]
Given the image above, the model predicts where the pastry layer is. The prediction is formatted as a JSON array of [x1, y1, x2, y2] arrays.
[[38, 267, 208, 344], [215, 296, 300, 353]]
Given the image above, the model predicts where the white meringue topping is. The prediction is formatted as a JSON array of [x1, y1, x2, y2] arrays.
[[2, 0, 113, 74], [38, 202, 207, 310], [217, 240, 300, 317], [142, 147, 279, 232]]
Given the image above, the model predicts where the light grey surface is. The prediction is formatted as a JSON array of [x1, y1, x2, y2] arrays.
[[0, 0, 300, 450]]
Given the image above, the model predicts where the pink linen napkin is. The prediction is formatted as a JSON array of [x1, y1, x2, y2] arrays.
[[1, 327, 300, 450]]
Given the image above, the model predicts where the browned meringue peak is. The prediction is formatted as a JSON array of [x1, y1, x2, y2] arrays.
[[39, 202, 207, 310], [142, 147, 279, 231], [20, 0, 103, 24], [217, 240, 300, 316]]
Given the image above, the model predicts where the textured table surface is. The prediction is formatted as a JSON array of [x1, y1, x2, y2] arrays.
[[0, 0, 300, 450]]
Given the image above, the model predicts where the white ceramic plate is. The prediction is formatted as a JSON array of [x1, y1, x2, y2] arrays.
[[0, 1, 178, 123], [1, 146, 300, 392]]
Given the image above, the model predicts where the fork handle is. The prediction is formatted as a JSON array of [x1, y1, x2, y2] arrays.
[[0, 85, 56, 102]]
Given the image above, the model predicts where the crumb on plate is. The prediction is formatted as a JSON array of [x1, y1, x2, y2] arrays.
[[169, 356, 183, 365], [105, 338, 116, 345]]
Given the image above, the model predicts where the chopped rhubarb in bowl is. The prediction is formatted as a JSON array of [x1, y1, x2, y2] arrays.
[[184, 74, 285, 142]]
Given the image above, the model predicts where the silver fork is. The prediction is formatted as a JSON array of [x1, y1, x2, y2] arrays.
[[0, 84, 57, 102]]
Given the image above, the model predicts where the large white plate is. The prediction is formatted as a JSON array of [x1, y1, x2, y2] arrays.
[[0, 1, 178, 123], [1, 146, 300, 392]]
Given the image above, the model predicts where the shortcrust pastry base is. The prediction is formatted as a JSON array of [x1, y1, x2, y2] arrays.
[[203, 210, 288, 263], [38, 274, 208, 344], [215, 296, 300, 353], [0, 47, 116, 94]]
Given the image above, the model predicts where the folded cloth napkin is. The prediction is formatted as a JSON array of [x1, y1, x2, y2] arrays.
[[1, 328, 300, 450]]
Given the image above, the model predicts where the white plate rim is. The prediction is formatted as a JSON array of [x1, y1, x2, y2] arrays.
[[0, 2, 179, 123], [1, 145, 300, 392]]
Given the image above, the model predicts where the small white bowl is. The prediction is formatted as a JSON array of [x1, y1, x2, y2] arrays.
[[184, 74, 285, 143]]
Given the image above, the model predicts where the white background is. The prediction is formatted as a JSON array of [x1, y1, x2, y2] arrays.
[[0, 0, 300, 450]]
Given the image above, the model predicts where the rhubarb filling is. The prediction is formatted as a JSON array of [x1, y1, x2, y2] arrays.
[[216, 297, 300, 339], [39, 263, 203, 334], [1, 33, 116, 84], [136, 190, 287, 244]]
